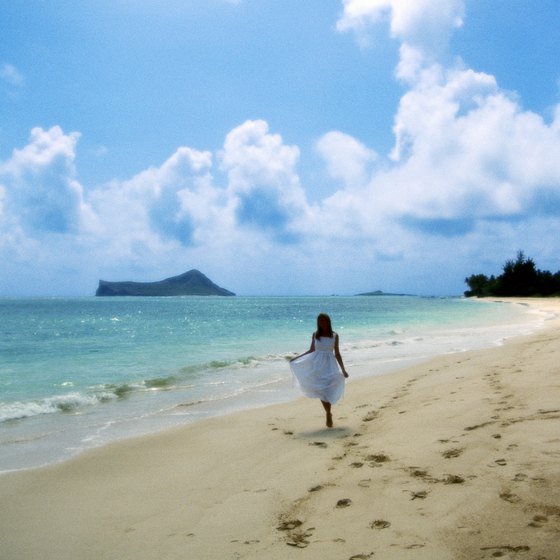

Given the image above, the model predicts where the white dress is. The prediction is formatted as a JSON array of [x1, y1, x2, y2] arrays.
[[290, 333, 345, 404]]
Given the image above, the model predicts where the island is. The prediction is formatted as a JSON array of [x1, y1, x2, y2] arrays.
[[95, 269, 235, 297], [356, 290, 411, 296]]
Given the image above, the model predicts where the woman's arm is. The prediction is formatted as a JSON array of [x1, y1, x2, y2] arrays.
[[334, 334, 349, 377], [290, 334, 315, 362]]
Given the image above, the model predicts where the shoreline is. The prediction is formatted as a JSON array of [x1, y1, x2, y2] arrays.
[[1, 297, 559, 559], [0, 296, 546, 474]]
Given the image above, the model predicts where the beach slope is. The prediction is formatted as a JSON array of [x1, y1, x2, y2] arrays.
[[1, 299, 559, 559]]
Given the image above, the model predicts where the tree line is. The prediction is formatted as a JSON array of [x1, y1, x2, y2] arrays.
[[464, 251, 560, 297]]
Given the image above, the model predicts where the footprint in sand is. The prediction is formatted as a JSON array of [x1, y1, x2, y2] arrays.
[[286, 531, 312, 548], [409, 468, 430, 479], [278, 520, 315, 549], [464, 421, 495, 431], [528, 514, 548, 528], [442, 447, 464, 459], [370, 519, 391, 529], [499, 491, 521, 503], [362, 411, 378, 422], [366, 453, 390, 464], [442, 474, 465, 484], [480, 545, 530, 556], [336, 498, 352, 508], [277, 519, 302, 531]]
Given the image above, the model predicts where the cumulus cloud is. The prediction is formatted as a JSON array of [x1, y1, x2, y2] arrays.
[[85, 144, 218, 265], [0, 126, 86, 235], [334, 0, 560, 243], [315, 131, 377, 188], [337, 0, 464, 58], [0, 120, 317, 293], [220, 120, 310, 243], [378, 66, 560, 237], [337, 0, 465, 85]]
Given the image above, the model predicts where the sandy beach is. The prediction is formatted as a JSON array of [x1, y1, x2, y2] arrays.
[[1, 298, 559, 560]]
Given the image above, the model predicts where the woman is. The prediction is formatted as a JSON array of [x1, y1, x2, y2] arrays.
[[290, 313, 349, 428]]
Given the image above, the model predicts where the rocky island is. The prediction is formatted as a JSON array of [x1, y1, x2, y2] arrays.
[[95, 269, 235, 297]]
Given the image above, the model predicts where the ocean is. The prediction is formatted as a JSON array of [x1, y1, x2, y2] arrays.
[[0, 296, 547, 473]]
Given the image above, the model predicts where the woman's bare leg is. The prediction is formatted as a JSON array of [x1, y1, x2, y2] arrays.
[[321, 400, 333, 428]]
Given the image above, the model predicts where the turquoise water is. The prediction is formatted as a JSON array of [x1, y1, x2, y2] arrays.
[[0, 296, 544, 472]]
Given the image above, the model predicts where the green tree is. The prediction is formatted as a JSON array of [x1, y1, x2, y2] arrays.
[[464, 273, 494, 297], [495, 251, 538, 296], [464, 251, 560, 297]]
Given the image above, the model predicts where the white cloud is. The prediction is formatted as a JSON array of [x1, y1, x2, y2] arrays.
[[87, 145, 216, 254], [2, 86, 560, 295], [383, 67, 560, 227], [334, 0, 560, 244], [0, 121, 317, 293], [220, 120, 310, 242], [0, 63, 24, 87], [0, 126, 86, 234], [220, 120, 300, 192], [337, 0, 464, 57], [315, 131, 377, 188], [338, 0, 393, 32], [1, 126, 78, 174]]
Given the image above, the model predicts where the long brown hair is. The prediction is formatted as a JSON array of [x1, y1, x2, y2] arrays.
[[315, 313, 333, 339]]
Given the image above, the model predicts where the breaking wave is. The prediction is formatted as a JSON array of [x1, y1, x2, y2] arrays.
[[0, 352, 291, 424]]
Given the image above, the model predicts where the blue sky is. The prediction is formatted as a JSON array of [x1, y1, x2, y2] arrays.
[[1, 0, 559, 296]]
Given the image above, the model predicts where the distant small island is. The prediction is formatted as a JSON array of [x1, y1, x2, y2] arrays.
[[95, 269, 235, 297], [356, 290, 411, 296]]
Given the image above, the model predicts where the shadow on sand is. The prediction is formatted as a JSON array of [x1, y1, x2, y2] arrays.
[[297, 426, 353, 440]]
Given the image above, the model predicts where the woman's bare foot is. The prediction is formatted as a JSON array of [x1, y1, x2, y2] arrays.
[[326, 411, 333, 428]]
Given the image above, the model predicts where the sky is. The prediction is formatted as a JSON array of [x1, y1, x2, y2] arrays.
[[1, 0, 559, 296]]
